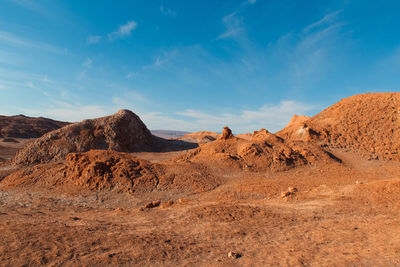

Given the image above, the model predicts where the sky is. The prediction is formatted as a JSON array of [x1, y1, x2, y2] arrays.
[[0, 0, 399, 133]]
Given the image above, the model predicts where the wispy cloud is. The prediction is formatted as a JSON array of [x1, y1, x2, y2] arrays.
[[86, 35, 102, 44], [174, 100, 316, 133], [142, 50, 178, 70], [248, 0, 256, 4], [217, 12, 245, 40], [108, 21, 137, 40], [10, 0, 47, 15], [160, 5, 177, 17], [20, 102, 112, 122], [303, 10, 341, 33], [82, 58, 92, 68], [112, 91, 149, 107], [0, 31, 66, 54], [126, 71, 138, 79]]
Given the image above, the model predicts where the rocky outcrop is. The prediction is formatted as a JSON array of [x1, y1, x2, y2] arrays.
[[277, 93, 400, 160], [221, 127, 233, 140], [177, 129, 340, 172], [12, 110, 154, 165]]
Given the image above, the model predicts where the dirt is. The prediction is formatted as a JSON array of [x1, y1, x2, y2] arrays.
[[1, 93, 400, 266], [0, 138, 32, 160], [1, 151, 399, 266]]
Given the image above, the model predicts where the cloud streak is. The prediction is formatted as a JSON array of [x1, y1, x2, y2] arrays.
[[108, 21, 137, 40], [160, 5, 177, 17], [86, 21, 138, 44], [174, 100, 316, 133], [0, 31, 66, 54], [86, 35, 102, 44], [217, 12, 245, 40], [303, 10, 341, 33]]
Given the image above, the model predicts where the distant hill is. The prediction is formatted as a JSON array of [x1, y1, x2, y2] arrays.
[[0, 114, 70, 138], [151, 130, 190, 139]]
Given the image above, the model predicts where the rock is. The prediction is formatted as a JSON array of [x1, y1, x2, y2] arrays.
[[144, 200, 161, 209], [228, 251, 241, 259], [281, 187, 298, 198], [12, 109, 154, 165], [221, 126, 233, 140]]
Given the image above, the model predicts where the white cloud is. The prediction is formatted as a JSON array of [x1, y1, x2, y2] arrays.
[[160, 5, 177, 17], [173, 100, 316, 133], [20, 103, 112, 122], [303, 10, 341, 33], [14, 95, 317, 133], [10, 0, 47, 15], [112, 91, 149, 106], [77, 70, 86, 80], [0, 31, 66, 54], [217, 12, 245, 40], [82, 58, 92, 68], [142, 50, 178, 70], [248, 0, 257, 4], [126, 71, 138, 79], [108, 21, 137, 40], [86, 35, 102, 44]]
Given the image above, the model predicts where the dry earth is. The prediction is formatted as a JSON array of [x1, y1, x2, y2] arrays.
[[1, 93, 400, 266], [1, 150, 400, 266]]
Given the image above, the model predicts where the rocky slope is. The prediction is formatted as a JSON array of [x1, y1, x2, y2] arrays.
[[277, 93, 400, 160]]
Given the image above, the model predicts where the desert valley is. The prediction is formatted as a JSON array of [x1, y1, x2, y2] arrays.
[[0, 92, 399, 266]]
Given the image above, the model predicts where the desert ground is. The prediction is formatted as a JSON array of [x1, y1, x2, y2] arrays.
[[0, 93, 399, 266]]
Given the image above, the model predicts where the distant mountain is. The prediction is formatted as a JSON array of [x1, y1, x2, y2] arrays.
[[151, 130, 190, 139], [0, 114, 70, 138]]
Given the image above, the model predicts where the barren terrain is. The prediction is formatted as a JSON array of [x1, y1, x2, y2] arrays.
[[1, 93, 399, 266]]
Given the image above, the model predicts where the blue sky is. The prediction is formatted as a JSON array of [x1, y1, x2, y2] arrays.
[[0, 0, 399, 133]]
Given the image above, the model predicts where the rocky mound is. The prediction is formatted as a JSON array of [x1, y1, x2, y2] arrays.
[[177, 128, 340, 172], [12, 110, 154, 165], [178, 131, 220, 144], [2, 150, 219, 193], [65, 150, 162, 191], [278, 93, 400, 160], [0, 114, 69, 138]]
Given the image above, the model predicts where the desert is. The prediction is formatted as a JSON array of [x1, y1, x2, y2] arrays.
[[2, 1, 400, 265], [0, 93, 399, 266]]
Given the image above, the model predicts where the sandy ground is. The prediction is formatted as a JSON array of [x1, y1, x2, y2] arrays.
[[0, 138, 31, 160], [1, 145, 400, 266]]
